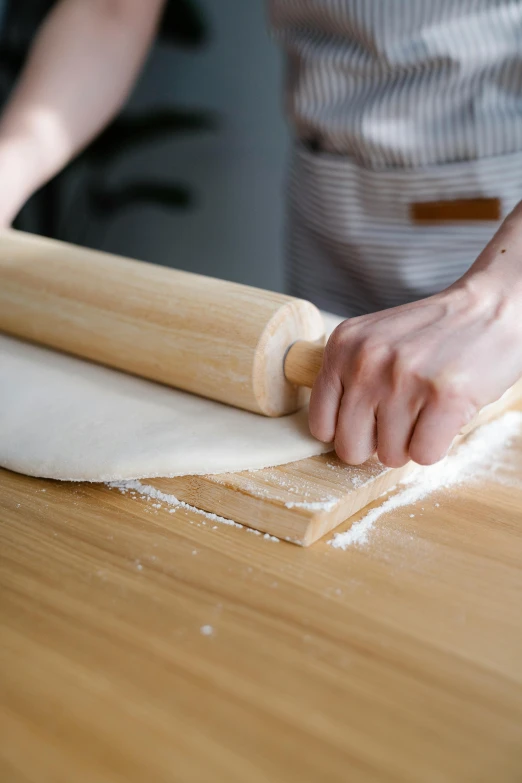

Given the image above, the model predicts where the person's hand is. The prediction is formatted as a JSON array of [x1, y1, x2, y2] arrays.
[[309, 278, 522, 468]]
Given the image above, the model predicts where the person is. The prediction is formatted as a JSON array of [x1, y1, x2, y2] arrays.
[[1, 0, 521, 470]]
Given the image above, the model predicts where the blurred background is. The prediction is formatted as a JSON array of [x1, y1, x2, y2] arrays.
[[0, 0, 288, 292]]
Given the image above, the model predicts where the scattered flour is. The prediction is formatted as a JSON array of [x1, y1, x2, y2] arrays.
[[263, 532, 280, 542], [285, 498, 338, 512], [110, 479, 243, 528], [200, 625, 214, 636], [329, 411, 522, 551], [109, 479, 280, 541]]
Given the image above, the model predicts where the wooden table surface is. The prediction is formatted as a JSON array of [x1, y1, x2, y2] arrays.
[[2, 436, 522, 782]]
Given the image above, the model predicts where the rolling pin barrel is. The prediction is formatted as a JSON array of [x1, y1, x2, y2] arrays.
[[0, 230, 325, 416]]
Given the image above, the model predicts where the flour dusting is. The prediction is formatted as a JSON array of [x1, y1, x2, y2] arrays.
[[109, 479, 243, 528], [329, 411, 522, 550], [263, 532, 280, 542], [285, 498, 338, 512], [109, 478, 282, 541]]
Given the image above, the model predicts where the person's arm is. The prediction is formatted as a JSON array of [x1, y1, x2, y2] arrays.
[[0, 0, 166, 227], [309, 203, 522, 468]]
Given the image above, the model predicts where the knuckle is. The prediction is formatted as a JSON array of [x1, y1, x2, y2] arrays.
[[432, 374, 465, 401], [326, 326, 395, 383], [430, 373, 479, 416], [361, 336, 392, 364], [391, 350, 421, 383], [326, 323, 352, 355], [352, 336, 392, 378]]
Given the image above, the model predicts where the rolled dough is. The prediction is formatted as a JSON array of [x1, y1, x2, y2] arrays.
[[0, 313, 343, 482]]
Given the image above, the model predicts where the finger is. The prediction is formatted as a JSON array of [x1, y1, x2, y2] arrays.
[[409, 396, 476, 465], [309, 369, 343, 443], [334, 392, 377, 465], [376, 395, 424, 468]]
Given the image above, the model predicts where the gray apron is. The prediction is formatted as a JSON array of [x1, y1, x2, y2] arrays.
[[269, 0, 522, 315]]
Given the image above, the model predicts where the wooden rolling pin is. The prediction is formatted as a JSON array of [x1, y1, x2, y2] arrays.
[[0, 229, 326, 416]]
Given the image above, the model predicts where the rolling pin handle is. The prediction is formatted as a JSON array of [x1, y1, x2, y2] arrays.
[[284, 340, 325, 389]]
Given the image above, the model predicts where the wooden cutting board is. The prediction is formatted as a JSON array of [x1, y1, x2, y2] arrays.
[[147, 379, 522, 546]]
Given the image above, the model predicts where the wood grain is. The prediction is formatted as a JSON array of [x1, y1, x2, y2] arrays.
[[0, 229, 324, 416], [151, 455, 410, 547], [284, 339, 325, 388], [149, 378, 522, 546], [1, 430, 522, 782]]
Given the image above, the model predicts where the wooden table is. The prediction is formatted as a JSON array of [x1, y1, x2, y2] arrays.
[[2, 440, 522, 782]]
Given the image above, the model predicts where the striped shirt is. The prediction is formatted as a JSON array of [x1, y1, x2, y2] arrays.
[[269, 1, 522, 316]]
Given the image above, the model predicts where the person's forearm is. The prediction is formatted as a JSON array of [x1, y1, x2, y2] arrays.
[[0, 0, 166, 226], [457, 200, 522, 302]]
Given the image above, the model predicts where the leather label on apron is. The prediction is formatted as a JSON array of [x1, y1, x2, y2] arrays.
[[410, 197, 501, 224]]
